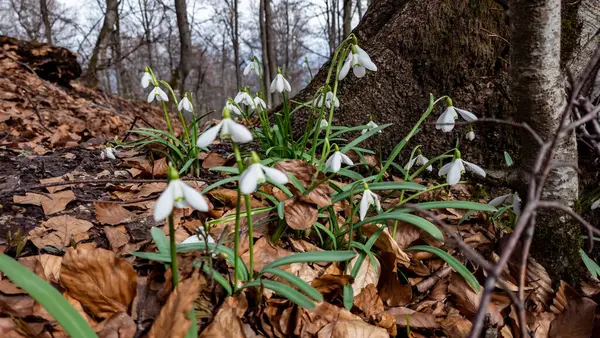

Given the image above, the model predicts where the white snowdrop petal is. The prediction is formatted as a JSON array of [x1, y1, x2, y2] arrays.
[[262, 165, 288, 185], [513, 196, 522, 216], [456, 108, 478, 122], [339, 56, 352, 80], [439, 162, 452, 176], [270, 77, 277, 93], [435, 108, 457, 132], [326, 152, 342, 173], [446, 161, 462, 185], [592, 200, 600, 210], [353, 66, 366, 78], [157, 88, 168, 101], [147, 90, 156, 103], [141, 72, 152, 88], [283, 78, 291, 92], [228, 121, 253, 143], [359, 193, 370, 221], [154, 182, 175, 221], [339, 153, 354, 165], [320, 119, 329, 128], [181, 183, 209, 212], [196, 123, 222, 147], [489, 194, 510, 207], [463, 160, 486, 177], [356, 46, 377, 71], [240, 164, 264, 194], [405, 157, 417, 170]]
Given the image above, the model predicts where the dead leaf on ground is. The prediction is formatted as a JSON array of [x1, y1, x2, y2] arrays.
[[548, 281, 596, 338], [285, 199, 318, 230], [95, 202, 135, 225], [361, 223, 410, 267], [13, 190, 75, 215], [0, 294, 34, 317], [104, 226, 130, 250], [378, 252, 412, 307], [202, 152, 227, 169], [60, 247, 137, 319], [392, 221, 422, 249], [346, 255, 380, 297], [275, 160, 333, 207], [311, 274, 354, 296], [353, 283, 384, 318], [528, 312, 555, 338], [199, 294, 248, 337], [439, 315, 472, 337], [525, 258, 553, 312], [96, 312, 136, 338], [0, 279, 25, 295], [37, 254, 62, 283], [242, 237, 292, 273], [152, 157, 168, 177], [28, 215, 93, 250], [39, 175, 73, 193], [320, 319, 389, 338], [148, 273, 203, 338], [448, 272, 506, 327], [297, 302, 361, 337], [385, 307, 439, 330]]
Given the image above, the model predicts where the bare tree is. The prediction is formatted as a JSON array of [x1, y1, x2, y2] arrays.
[[39, 0, 52, 43], [174, 0, 192, 93], [82, 0, 118, 88], [342, 0, 351, 38]]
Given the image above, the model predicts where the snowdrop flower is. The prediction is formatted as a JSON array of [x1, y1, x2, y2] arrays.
[[313, 91, 340, 109], [253, 96, 267, 110], [339, 44, 377, 80], [243, 58, 260, 77], [101, 146, 116, 160], [182, 227, 215, 245], [320, 119, 329, 128], [489, 193, 521, 216], [234, 91, 255, 108], [438, 152, 485, 185], [178, 94, 193, 112], [466, 130, 475, 141], [435, 99, 477, 132], [141, 70, 153, 88], [405, 154, 432, 172], [359, 183, 381, 221], [270, 70, 291, 93], [147, 86, 168, 103], [325, 145, 353, 173], [225, 100, 242, 115], [154, 166, 209, 221], [240, 152, 289, 194], [592, 200, 600, 210], [361, 120, 381, 135], [196, 107, 253, 147]]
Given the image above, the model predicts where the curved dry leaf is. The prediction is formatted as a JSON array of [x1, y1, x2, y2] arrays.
[[97, 312, 136, 338], [199, 295, 248, 338], [284, 199, 318, 230], [275, 160, 333, 207], [526, 258, 553, 312], [14, 190, 75, 215], [448, 272, 506, 326], [548, 281, 596, 338], [321, 320, 388, 338], [37, 254, 62, 283], [439, 315, 472, 337], [378, 252, 412, 307], [202, 152, 227, 169], [152, 157, 168, 177], [242, 237, 292, 273], [95, 202, 135, 225], [353, 283, 384, 318], [28, 215, 93, 250], [298, 302, 361, 337], [393, 221, 422, 250], [386, 307, 439, 330], [346, 255, 380, 297], [104, 226, 130, 250], [60, 247, 137, 319], [361, 223, 410, 267], [149, 274, 203, 338]]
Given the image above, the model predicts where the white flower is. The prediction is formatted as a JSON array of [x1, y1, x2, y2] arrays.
[[466, 130, 475, 141], [226, 101, 242, 115], [101, 147, 116, 160], [489, 193, 521, 216], [359, 188, 381, 221], [405, 154, 432, 172], [147, 86, 168, 103], [438, 158, 485, 185], [196, 117, 253, 147], [141, 71, 153, 88], [254, 96, 267, 110], [234, 91, 255, 108], [435, 106, 477, 132], [320, 119, 329, 128], [178, 96, 193, 112], [339, 44, 377, 80], [243, 59, 260, 77], [313, 91, 340, 109], [270, 73, 291, 93], [154, 179, 209, 221], [592, 200, 600, 210], [325, 151, 353, 173], [182, 227, 215, 245], [361, 121, 381, 135], [240, 163, 288, 194]]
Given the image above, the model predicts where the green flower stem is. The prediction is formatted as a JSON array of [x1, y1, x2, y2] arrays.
[[161, 101, 175, 136], [233, 185, 242, 289], [244, 194, 255, 279], [231, 142, 254, 279], [168, 213, 179, 287]]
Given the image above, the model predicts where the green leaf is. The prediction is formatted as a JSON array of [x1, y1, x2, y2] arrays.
[[287, 173, 306, 195], [260, 268, 323, 302], [313, 223, 337, 250], [340, 123, 392, 153], [401, 201, 498, 212], [151, 227, 170, 255], [131, 251, 171, 262], [262, 251, 356, 271], [195, 262, 233, 295], [202, 175, 240, 194], [580, 249, 600, 280], [242, 280, 316, 309], [179, 158, 196, 174], [352, 212, 443, 241], [177, 242, 249, 281], [0, 254, 97, 337], [277, 201, 285, 220], [343, 284, 353, 310], [406, 245, 481, 292], [331, 181, 426, 204], [504, 151, 514, 167], [209, 166, 239, 174]]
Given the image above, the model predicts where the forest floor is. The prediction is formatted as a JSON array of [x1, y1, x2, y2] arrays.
[[1, 37, 600, 338]]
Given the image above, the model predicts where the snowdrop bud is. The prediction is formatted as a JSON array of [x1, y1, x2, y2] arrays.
[[240, 153, 289, 194], [141, 71, 153, 89], [178, 94, 193, 112], [466, 130, 475, 141], [101, 146, 116, 160]]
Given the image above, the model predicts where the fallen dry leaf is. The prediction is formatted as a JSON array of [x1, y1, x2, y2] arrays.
[[28, 215, 93, 250], [346, 255, 380, 297], [321, 319, 389, 338], [60, 247, 137, 319], [378, 252, 412, 307], [13, 190, 75, 215], [448, 272, 506, 326], [548, 281, 596, 337], [96, 312, 136, 338], [439, 314, 472, 337], [0, 279, 25, 295], [199, 294, 248, 337], [95, 202, 135, 225], [353, 283, 384, 318], [284, 199, 318, 230], [275, 160, 333, 207], [104, 226, 130, 250], [152, 157, 168, 177], [385, 307, 439, 330], [39, 175, 73, 193], [297, 302, 362, 337], [361, 223, 410, 266], [243, 237, 292, 273], [149, 273, 203, 338], [37, 254, 62, 283], [202, 152, 227, 169]]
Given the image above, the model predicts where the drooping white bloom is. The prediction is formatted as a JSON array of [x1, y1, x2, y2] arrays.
[[359, 188, 381, 221], [320, 119, 329, 128], [234, 91, 255, 108], [196, 116, 253, 147], [592, 200, 600, 210], [435, 106, 477, 132], [141, 71, 153, 88], [182, 227, 215, 245], [361, 121, 381, 135], [466, 130, 475, 141], [253, 96, 267, 110], [339, 44, 377, 80], [240, 157, 289, 194], [101, 147, 117, 160], [243, 59, 260, 77], [325, 150, 353, 173], [226, 101, 242, 115], [154, 179, 209, 221], [489, 193, 521, 216], [438, 158, 485, 185], [147, 86, 169, 103], [405, 154, 432, 172], [270, 73, 291, 93], [313, 91, 340, 109], [178, 96, 193, 112]]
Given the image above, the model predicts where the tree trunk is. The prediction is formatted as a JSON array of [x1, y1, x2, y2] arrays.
[[81, 0, 118, 88], [174, 0, 193, 94], [343, 0, 352, 38], [264, 0, 278, 105], [259, 0, 272, 106], [39, 0, 52, 44], [293, 0, 595, 281], [233, 0, 241, 89]]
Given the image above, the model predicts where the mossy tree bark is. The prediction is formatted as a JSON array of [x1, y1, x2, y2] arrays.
[[293, 0, 597, 282]]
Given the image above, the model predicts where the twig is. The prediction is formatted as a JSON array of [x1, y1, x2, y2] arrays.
[[416, 265, 452, 293]]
